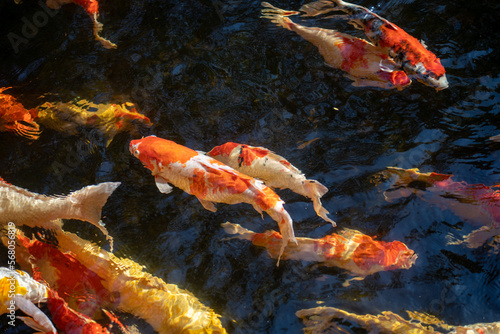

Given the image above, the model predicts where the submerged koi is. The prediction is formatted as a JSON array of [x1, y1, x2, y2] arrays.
[[222, 222, 416, 286], [384, 167, 500, 247], [9, 227, 227, 334], [300, 0, 448, 90], [207, 142, 335, 225], [0, 177, 119, 249], [35, 99, 152, 146], [130, 135, 298, 261], [44, 0, 116, 49], [296, 306, 500, 334], [261, 2, 411, 90], [0, 87, 41, 140]]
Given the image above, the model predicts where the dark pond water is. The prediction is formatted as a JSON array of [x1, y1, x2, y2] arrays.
[[1, 0, 500, 332]]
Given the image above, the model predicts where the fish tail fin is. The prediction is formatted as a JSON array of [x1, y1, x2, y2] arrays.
[[299, 0, 349, 17], [265, 204, 297, 266], [303, 180, 336, 227], [221, 222, 255, 241], [260, 2, 299, 31], [67, 182, 120, 250]]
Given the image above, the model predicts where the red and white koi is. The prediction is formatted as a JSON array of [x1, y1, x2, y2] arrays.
[[299, 0, 448, 90], [384, 167, 500, 247], [0, 177, 119, 249], [130, 136, 296, 264], [130, 135, 297, 261], [261, 2, 411, 90], [9, 227, 227, 334], [222, 222, 416, 286], [0, 87, 41, 140], [207, 142, 335, 225]]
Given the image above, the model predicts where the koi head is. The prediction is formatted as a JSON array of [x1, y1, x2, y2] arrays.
[[351, 234, 416, 272], [381, 241, 417, 270], [130, 136, 197, 174], [111, 103, 152, 131]]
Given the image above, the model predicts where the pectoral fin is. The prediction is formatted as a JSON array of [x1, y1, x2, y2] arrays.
[[155, 176, 173, 194], [198, 198, 217, 212]]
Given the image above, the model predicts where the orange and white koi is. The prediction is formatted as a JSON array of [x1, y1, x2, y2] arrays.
[[384, 167, 500, 247], [0, 87, 41, 140], [0, 177, 119, 249], [130, 135, 298, 261], [222, 222, 416, 286], [207, 142, 335, 225], [296, 306, 500, 334], [299, 0, 448, 90], [35, 99, 152, 145], [261, 2, 411, 90], [9, 226, 227, 334], [44, 0, 116, 49]]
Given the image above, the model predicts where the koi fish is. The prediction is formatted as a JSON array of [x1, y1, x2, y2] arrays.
[[0, 177, 119, 249], [296, 306, 500, 334], [0, 87, 41, 140], [299, 0, 448, 90], [384, 167, 500, 247], [130, 135, 298, 261], [207, 142, 335, 225], [35, 99, 152, 146], [222, 222, 416, 286], [261, 2, 411, 90], [44, 0, 117, 49], [8, 226, 228, 334], [1, 267, 111, 333]]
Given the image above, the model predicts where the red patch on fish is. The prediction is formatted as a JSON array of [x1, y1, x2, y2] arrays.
[[207, 142, 240, 158], [339, 36, 369, 71], [238, 145, 270, 166]]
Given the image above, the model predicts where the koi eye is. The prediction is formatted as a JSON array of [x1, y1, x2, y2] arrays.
[[135, 149, 140, 156]]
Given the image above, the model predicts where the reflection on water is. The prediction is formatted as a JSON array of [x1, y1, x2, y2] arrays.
[[1, 0, 500, 332]]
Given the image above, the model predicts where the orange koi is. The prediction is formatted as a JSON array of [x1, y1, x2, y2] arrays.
[[1, 267, 111, 333], [44, 0, 116, 49], [35, 99, 152, 146], [0, 87, 41, 140], [130, 135, 298, 261], [261, 2, 411, 90], [222, 222, 416, 286], [300, 0, 448, 90], [8, 227, 227, 334], [296, 306, 500, 334], [0, 177, 119, 250], [384, 167, 500, 247], [207, 142, 335, 225]]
